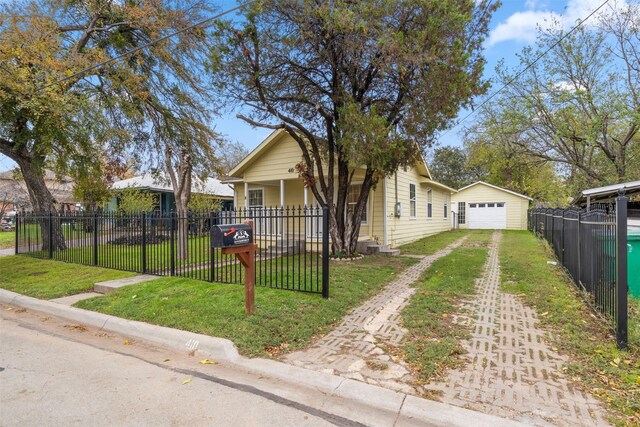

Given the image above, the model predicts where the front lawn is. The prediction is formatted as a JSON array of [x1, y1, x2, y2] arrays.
[[400, 230, 491, 385], [399, 229, 480, 255], [0, 231, 14, 249], [0, 256, 136, 299], [500, 231, 639, 426], [75, 255, 417, 357]]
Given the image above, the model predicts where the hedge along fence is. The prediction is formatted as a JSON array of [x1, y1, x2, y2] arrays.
[[528, 193, 629, 349], [15, 206, 329, 297]]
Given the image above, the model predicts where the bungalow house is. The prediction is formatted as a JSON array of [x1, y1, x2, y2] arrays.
[[223, 129, 456, 250], [109, 174, 234, 214]]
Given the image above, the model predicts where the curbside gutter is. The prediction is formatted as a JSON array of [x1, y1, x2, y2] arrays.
[[0, 288, 525, 427]]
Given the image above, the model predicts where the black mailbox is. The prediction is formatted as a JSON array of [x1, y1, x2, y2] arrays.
[[211, 223, 253, 248]]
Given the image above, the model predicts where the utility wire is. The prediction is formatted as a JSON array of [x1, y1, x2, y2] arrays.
[[39, 1, 255, 91], [437, 0, 611, 142]]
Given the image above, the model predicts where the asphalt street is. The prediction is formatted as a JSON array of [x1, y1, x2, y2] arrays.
[[0, 309, 363, 427]]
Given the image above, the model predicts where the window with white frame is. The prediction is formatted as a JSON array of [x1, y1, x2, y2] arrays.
[[427, 188, 432, 218], [444, 196, 448, 218], [248, 189, 263, 208], [409, 184, 416, 218], [347, 184, 368, 223]]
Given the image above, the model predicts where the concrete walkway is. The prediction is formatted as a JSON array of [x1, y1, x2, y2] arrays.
[[285, 236, 468, 394], [426, 232, 608, 426]]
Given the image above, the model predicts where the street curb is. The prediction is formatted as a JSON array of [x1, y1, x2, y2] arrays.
[[0, 289, 526, 427], [0, 289, 240, 362]]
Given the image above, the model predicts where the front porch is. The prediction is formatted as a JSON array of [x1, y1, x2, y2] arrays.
[[228, 178, 374, 243]]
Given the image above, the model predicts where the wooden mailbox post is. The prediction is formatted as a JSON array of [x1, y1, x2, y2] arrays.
[[211, 220, 257, 315]]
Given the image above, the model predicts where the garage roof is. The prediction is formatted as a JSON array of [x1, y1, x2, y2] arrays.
[[456, 181, 533, 201]]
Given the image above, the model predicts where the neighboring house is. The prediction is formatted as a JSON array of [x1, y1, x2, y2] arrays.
[[110, 174, 234, 213], [223, 129, 456, 248], [0, 169, 78, 214], [451, 181, 532, 230]]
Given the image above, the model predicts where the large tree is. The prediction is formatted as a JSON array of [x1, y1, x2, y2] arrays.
[[213, 0, 497, 254], [486, 2, 640, 188], [0, 0, 216, 250], [428, 146, 484, 189]]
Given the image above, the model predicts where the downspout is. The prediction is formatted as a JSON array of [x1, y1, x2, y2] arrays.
[[382, 177, 388, 246]]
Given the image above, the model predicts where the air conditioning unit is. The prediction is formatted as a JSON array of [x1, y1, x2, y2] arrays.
[[395, 202, 402, 217]]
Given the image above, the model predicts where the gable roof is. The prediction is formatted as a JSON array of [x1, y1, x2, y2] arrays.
[[228, 129, 289, 178], [227, 129, 434, 179], [456, 181, 533, 201], [111, 174, 233, 198]]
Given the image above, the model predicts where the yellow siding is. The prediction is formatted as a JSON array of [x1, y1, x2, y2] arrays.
[[451, 183, 530, 230], [385, 167, 452, 247], [244, 134, 304, 182]]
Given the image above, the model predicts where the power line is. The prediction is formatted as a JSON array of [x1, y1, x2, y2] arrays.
[[40, 1, 255, 91], [437, 0, 611, 142]]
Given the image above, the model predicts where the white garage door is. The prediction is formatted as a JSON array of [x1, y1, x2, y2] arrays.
[[468, 202, 507, 229]]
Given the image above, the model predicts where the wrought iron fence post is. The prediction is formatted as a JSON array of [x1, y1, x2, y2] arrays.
[[93, 211, 98, 266], [170, 212, 175, 276], [14, 212, 18, 255], [322, 205, 329, 299], [209, 210, 217, 282], [577, 211, 582, 286], [141, 212, 147, 274], [560, 210, 565, 265], [615, 190, 628, 349], [48, 211, 53, 259]]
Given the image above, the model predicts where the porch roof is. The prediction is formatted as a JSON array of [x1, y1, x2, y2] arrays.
[[571, 180, 640, 206]]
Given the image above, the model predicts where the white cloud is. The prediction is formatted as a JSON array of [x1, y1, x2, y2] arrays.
[[488, 0, 629, 46], [488, 10, 559, 45]]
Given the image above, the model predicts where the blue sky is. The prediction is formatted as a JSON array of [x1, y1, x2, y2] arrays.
[[0, 0, 620, 172]]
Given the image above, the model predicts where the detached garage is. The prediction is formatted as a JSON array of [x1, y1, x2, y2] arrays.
[[451, 181, 532, 230]]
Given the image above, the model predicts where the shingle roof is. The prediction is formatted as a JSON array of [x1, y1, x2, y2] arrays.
[[111, 174, 234, 198]]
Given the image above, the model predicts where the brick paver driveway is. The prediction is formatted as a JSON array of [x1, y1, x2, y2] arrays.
[[426, 232, 608, 426], [285, 236, 468, 393]]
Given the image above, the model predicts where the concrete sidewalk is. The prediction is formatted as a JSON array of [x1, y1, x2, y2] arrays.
[[0, 288, 525, 427]]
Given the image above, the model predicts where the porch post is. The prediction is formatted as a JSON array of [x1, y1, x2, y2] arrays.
[[244, 182, 249, 209], [303, 186, 308, 207], [280, 179, 285, 208]]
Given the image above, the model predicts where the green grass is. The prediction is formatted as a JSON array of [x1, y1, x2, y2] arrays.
[[500, 231, 640, 426], [0, 256, 136, 299], [400, 234, 490, 385], [0, 231, 14, 249], [399, 229, 476, 255], [75, 255, 417, 357]]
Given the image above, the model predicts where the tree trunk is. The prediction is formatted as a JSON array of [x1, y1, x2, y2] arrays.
[[176, 200, 189, 261], [16, 156, 66, 251]]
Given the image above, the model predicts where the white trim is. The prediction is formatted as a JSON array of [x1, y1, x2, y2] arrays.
[[426, 187, 433, 219], [303, 186, 308, 207], [383, 177, 388, 246], [244, 182, 249, 209], [456, 181, 533, 201], [279, 179, 284, 208]]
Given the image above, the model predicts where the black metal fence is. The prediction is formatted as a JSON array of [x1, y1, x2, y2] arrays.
[[528, 195, 628, 348], [15, 206, 330, 297]]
